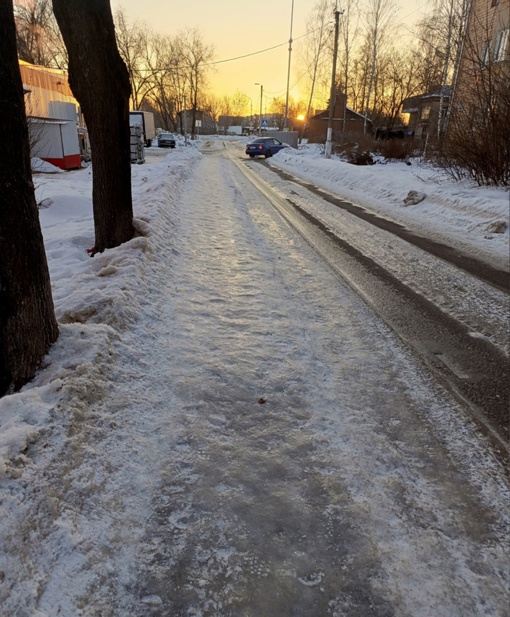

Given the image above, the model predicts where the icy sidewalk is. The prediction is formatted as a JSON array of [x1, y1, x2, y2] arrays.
[[128, 149, 509, 615], [0, 144, 508, 616]]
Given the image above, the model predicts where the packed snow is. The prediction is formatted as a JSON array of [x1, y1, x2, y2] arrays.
[[0, 137, 508, 615], [272, 142, 509, 270]]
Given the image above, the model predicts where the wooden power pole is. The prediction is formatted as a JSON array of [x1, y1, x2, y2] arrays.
[[325, 4, 341, 159]]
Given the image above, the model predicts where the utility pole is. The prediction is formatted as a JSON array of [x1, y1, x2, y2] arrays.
[[325, 4, 341, 159], [255, 83, 263, 136], [183, 94, 188, 146], [284, 0, 295, 131]]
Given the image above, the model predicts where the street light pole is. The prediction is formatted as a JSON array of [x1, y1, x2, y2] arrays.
[[255, 83, 263, 136], [325, 4, 341, 159], [284, 0, 295, 131]]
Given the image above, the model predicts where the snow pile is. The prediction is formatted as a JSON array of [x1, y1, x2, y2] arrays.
[[31, 157, 64, 174], [0, 148, 202, 477], [272, 145, 509, 262]]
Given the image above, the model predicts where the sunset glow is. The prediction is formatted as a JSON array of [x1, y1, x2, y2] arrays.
[[111, 0, 425, 106]]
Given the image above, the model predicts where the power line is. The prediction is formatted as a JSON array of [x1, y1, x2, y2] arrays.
[[203, 23, 333, 67], [204, 41, 288, 66], [394, 5, 426, 27], [125, 21, 334, 74]]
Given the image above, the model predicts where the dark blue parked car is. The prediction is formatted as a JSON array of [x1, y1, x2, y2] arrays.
[[158, 132, 176, 148], [245, 137, 288, 158]]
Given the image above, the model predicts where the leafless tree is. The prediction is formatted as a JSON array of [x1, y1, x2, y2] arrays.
[[0, 0, 58, 396], [410, 16, 445, 94], [416, 0, 471, 135], [52, 0, 134, 253], [230, 90, 249, 118], [139, 28, 214, 136], [270, 95, 307, 129], [298, 0, 335, 117], [377, 49, 423, 128], [201, 93, 222, 123], [114, 8, 156, 110], [214, 95, 235, 132], [176, 28, 214, 138], [143, 33, 184, 131], [359, 0, 398, 131], [337, 0, 360, 127], [14, 0, 66, 67]]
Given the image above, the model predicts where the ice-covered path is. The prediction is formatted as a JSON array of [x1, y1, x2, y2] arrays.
[[130, 143, 508, 616], [3, 142, 508, 616]]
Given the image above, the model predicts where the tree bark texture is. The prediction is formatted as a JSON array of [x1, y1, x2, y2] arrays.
[[0, 0, 59, 396], [52, 0, 134, 253]]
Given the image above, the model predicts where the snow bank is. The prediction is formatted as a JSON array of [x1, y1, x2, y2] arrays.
[[272, 145, 509, 263], [0, 148, 202, 476], [31, 157, 64, 174]]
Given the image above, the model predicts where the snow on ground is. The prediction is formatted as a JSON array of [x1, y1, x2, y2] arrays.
[[0, 138, 508, 615], [31, 157, 65, 174], [245, 146, 509, 357], [270, 143, 509, 270], [1, 145, 200, 476]]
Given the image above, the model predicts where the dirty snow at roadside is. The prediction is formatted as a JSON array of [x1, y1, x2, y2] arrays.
[[271, 143, 509, 269], [0, 138, 508, 616]]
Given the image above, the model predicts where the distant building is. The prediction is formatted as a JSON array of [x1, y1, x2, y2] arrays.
[[19, 61, 85, 169], [401, 86, 451, 142], [305, 93, 372, 143], [193, 109, 217, 135], [449, 0, 509, 131]]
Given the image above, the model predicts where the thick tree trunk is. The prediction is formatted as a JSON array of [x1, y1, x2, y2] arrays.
[[0, 0, 59, 396], [52, 0, 134, 253]]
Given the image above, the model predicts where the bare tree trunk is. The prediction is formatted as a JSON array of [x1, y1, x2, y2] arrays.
[[299, 0, 333, 119], [306, 16, 326, 119], [0, 0, 58, 396], [361, 0, 397, 132], [52, 0, 134, 253], [339, 0, 359, 131]]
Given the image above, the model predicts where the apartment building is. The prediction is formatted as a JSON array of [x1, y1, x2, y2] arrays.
[[450, 0, 509, 122]]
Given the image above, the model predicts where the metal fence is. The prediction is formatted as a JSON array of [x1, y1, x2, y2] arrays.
[[266, 131, 299, 149]]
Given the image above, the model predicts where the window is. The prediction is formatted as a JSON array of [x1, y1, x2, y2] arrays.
[[420, 105, 431, 120], [494, 29, 509, 62], [480, 41, 491, 67], [491, 0, 499, 7]]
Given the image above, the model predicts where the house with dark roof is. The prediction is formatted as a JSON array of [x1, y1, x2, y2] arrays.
[[305, 92, 372, 142], [401, 85, 451, 142]]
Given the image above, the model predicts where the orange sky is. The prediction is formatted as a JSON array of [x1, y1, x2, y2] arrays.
[[111, 0, 426, 110]]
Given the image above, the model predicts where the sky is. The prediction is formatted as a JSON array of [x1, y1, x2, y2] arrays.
[[110, 0, 429, 107], [0, 138, 508, 613]]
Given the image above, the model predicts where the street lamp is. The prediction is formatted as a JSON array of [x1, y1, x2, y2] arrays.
[[255, 83, 263, 136]]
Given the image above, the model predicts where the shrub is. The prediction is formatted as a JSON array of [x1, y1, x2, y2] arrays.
[[333, 132, 375, 165], [376, 137, 416, 161]]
